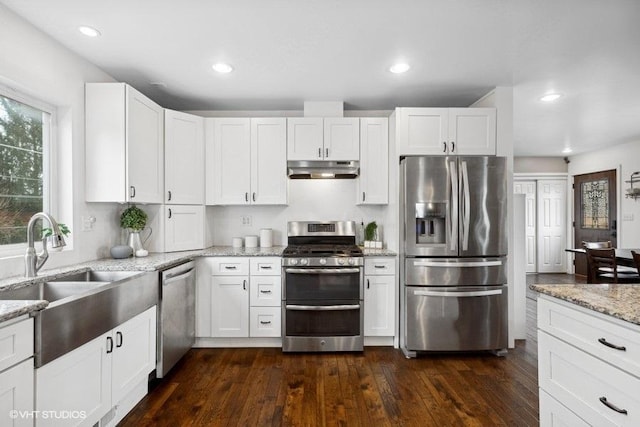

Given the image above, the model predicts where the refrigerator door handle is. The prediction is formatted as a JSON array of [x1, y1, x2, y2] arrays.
[[461, 160, 470, 251], [449, 160, 458, 252], [412, 260, 503, 268], [413, 289, 503, 297]]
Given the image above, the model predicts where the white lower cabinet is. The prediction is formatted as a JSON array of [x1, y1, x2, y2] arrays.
[[363, 258, 396, 337], [196, 257, 281, 339], [538, 296, 640, 427], [35, 306, 156, 427], [0, 317, 34, 427]]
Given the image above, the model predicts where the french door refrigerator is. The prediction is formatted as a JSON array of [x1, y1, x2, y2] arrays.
[[401, 156, 508, 357]]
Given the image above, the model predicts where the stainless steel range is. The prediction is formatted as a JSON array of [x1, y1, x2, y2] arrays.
[[281, 221, 364, 352]]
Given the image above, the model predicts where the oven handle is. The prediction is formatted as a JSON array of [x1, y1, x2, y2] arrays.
[[413, 289, 503, 297], [285, 304, 360, 311], [284, 268, 361, 274]]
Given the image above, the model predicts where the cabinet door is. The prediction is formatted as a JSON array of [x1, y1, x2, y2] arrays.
[[211, 276, 249, 337], [208, 118, 251, 205], [364, 275, 396, 337], [323, 118, 360, 160], [36, 331, 112, 427], [287, 118, 323, 161], [448, 108, 496, 155], [396, 108, 449, 155], [164, 205, 205, 252], [126, 85, 164, 203], [0, 358, 34, 427], [251, 118, 287, 204], [0, 318, 33, 372], [165, 110, 204, 204], [195, 259, 212, 337], [357, 118, 388, 205], [112, 307, 157, 405]]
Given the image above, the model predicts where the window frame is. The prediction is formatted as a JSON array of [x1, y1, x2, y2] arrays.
[[0, 82, 57, 257]]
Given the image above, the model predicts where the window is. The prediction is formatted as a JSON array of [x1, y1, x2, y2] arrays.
[[581, 179, 609, 229], [0, 90, 52, 246]]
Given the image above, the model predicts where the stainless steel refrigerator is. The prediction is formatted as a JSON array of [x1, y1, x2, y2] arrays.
[[401, 156, 508, 357]]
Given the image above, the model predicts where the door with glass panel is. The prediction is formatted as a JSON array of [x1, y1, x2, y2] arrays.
[[573, 170, 617, 277]]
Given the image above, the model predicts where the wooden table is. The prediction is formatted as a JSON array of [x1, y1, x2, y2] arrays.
[[566, 248, 640, 283]]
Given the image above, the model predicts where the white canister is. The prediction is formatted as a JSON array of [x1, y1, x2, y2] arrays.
[[232, 237, 243, 248], [259, 228, 273, 248], [245, 235, 259, 248]]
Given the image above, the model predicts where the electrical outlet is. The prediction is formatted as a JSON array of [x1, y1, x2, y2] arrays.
[[81, 215, 96, 231], [622, 213, 634, 221], [241, 215, 252, 226]]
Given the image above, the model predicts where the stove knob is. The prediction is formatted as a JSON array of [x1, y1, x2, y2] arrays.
[[289, 259, 298, 266], [319, 258, 327, 265], [300, 258, 309, 266], [348, 258, 355, 265], [338, 258, 345, 265]]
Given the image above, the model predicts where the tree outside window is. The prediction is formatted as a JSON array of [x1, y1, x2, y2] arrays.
[[0, 94, 48, 245]]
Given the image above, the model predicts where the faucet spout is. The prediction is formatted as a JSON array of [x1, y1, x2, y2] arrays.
[[25, 212, 66, 278]]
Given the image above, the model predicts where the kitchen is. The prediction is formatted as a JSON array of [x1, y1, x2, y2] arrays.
[[1, 1, 640, 426]]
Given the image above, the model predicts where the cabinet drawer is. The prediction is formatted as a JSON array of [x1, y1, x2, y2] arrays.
[[539, 331, 640, 427], [250, 257, 281, 275], [250, 275, 282, 307], [364, 258, 396, 275], [538, 296, 640, 378], [539, 389, 590, 427], [250, 307, 281, 338], [208, 257, 249, 276], [0, 318, 34, 372]]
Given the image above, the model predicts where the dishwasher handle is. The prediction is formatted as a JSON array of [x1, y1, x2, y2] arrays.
[[163, 268, 194, 285], [162, 261, 196, 282]]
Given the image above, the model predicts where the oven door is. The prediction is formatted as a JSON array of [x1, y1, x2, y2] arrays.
[[283, 267, 362, 300]]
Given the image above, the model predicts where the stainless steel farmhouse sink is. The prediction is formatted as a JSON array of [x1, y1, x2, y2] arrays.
[[0, 270, 158, 367]]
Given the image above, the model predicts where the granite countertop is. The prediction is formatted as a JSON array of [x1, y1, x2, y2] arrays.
[[531, 283, 640, 326], [0, 300, 49, 323], [362, 248, 397, 257]]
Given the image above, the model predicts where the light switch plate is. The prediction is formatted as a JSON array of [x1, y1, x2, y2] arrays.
[[622, 213, 634, 221]]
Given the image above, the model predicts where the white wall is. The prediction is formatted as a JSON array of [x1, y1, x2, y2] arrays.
[[568, 140, 640, 248], [0, 5, 120, 278], [515, 157, 568, 174]]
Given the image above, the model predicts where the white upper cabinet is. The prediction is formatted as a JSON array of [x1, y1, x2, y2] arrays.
[[357, 118, 388, 205], [396, 107, 496, 156], [164, 205, 205, 252], [164, 110, 204, 205], [206, 118, 287, 205], [86, 83, 164, 203], [287, 117, 359, 161]]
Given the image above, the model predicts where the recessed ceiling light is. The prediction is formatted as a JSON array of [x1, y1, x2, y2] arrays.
[[562, 147, 572, 154], [212, 63, 233, 73], [78, 26, 101, 37], [540, 93, 562, 102], [389, 63, 410, 74], [149, 81, 167, 88]]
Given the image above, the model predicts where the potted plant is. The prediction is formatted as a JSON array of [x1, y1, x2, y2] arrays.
[[120, 205, 151, 256], [364, 221, 380, 248]]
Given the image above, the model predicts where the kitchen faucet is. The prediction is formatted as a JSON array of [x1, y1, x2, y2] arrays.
[[24, 212, 66, 278]]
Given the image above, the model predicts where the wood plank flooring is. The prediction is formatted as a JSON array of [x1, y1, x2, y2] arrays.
[[120, 273, 581, 427]]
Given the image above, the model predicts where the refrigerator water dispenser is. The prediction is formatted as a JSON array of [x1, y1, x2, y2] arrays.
[[415, 202, 446, 245]]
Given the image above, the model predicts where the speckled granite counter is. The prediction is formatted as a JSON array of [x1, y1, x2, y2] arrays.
[[362, 248, 397, 256], [0, 300, 48, 323], [531, 283, 640, 326]]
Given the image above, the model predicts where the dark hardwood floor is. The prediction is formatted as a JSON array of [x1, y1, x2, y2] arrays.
[[120, 273, 582, 427]]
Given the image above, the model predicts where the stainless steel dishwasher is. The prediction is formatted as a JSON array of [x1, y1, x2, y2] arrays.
[[157, 260, 195, 377]]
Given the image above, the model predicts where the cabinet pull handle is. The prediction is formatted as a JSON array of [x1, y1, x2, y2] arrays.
[[260, 320, 272, 325], [116, 331, 123, 348], [130, 186, 136, 198], [598, 338, 626, 351], [224, 266, 237, 270], [599, 397, 628, 415], [318, 148, 322, 158], [443, 142, 447, 153], [260, 289, 272, 294], [374, 265, 386, 269], [325, 148, 329, 158], [245, 192, 249, 202], [252, 192, 256, 202], [260, 265, 272, 269], [243, 279, 247, 290], [106, 336, 113, 354], [367, 279, 370, 289], [362, 192, 366, 202], [168, 208, 172, 218], [451, 141, 455, 152], [167, 190, 172, 201]]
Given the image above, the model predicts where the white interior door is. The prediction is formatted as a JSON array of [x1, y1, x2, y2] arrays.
[[537, 179, 567, 273], [514, 180, 537, 272]]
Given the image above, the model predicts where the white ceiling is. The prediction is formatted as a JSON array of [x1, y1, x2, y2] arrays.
[[2, 0, 640, 157]]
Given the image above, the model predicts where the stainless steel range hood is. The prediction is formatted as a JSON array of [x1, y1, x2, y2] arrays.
[[287, 160, 359, 179]]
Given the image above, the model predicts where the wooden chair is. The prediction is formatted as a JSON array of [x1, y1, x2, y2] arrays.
[[632, 250, 640, 275], [585, 247, 640, 284], [582, 241, 612, 249]]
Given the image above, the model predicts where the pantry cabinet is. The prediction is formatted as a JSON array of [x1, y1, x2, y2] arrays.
[[206, 118, 287, 205], [0, 317, 34, 427], [357, 118, 388, 205], [36, 307, 156, 427], [86, 83, 164, 203], [287, 117, 359, 161], [363, 258, 396, 337], [164, 109, 205, 204], [396, 107, 496, 156]]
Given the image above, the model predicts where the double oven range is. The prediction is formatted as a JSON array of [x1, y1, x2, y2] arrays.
[[281, 221, 364, 352]]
